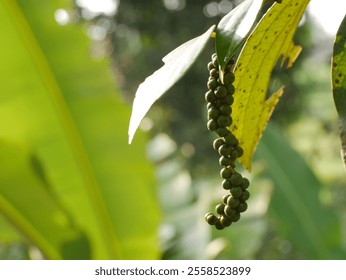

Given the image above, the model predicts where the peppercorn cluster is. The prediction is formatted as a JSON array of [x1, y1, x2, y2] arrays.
[[204, 53, 250, 230]]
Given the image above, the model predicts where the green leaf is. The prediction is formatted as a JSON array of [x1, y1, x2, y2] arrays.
[[230, 0, 309, 171], [0, 0, 160, 259], [128, 25, 215, 144], [0, 139, 90, 259], [256, 125, 344, 259], [216, 0, 264, 71], [332, 14, 346, 171]]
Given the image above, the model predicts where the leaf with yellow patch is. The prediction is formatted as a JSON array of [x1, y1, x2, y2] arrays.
[[332, 14, 346, 170], [230, 0, 309, 171]]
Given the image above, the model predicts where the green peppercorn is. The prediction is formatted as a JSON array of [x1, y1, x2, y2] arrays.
[[219, 156, 232, 167], [227, 84, 235, 94], [229, 149, 239, 161], [215, 219, 225, 230], [224, 133, 238, 146], [212, 54, 219, 68], [208, 107, 220, 120], [205, 213, 218, 225], [207, 62, 215, 71], [241, 190, 250, 201], [209, 68, 219, 78], [227, 196, 240, 208], [218, 144, 231, 157], [207, 119, 218, 131], [240, 178, 250, 190], [215, 86, 228, 99], [235, 146, 244, 157], [220, 167, 232, 179], [224, 205, 236, 218], [223, 72, 235, 85], [222, 179, 232, 190], [223, 94, 234, 105], [220, 104, 232, 115], [205, 90, 216, 103], [222, 194, 231, 204], [207, 79, 218, 90], [230, 172, 243, 185], [213, 138, 225, 150], [237, 202, 248, 213], [215, 203, 225, 215], [220, 215, 232, 227], [230, 213, 241, 222], [230, 187, 242, 198], [216, 127, 230, 137], [217, 115, 232, 127]]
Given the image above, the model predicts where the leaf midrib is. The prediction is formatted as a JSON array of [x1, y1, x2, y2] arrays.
[[4, 0, 122, 259]]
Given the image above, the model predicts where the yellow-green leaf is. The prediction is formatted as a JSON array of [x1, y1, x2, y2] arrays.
[[332, 14, 346, 171], [230, 0, 309, 171]]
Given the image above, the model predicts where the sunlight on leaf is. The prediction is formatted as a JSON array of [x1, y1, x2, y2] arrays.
[[230, 0, 309, 171], [0, 139, 90, 259], [332, 14, 346, 171], [128, 25, 215, 144], [216, 0, 264, 71], [1, 0, 160, 259]]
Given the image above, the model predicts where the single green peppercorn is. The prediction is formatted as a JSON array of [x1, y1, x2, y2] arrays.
[[209, 68, 219, 78], [240, 178, 250, 190], [224, 133, 237, 146], [215, 220, 225, 230], [230, 187, 243, 198], [223, 94, 234, 105], [207, 62, 215, 71], [216, 127, 230, 137], [224, 205, 237, 218], [230, 172, 243, 185], [227, 84, 235, 94], [205, 213, 218, 225], [207, 119, 218, 131], [237, 202, 248, 213], [217, 115, 232, 127], [218, 144, 231, 157], [208, 107, 220, 120], [227, 196, 240, 208], [241, 190, 250, 201], [220, 215, 232, 227], [220, 104, 232, 115], [229, 149, 239, 161], [213, 138, 225, 150], [212, 55, 219, 68], [235, 146, 244, 157], [207, 79, 218, 90], [215, 86, 228, 99], [222, 179, 232, 190], [223, 72, 235, 85], [215, 203, 225, 215], [230, 213, 241, 222], [219, 156, 232, 167], [220, 167, 232, 179], [205, 90, 216, 103]]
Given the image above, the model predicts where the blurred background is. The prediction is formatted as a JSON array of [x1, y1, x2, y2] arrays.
[[1, 0, 346, 259]]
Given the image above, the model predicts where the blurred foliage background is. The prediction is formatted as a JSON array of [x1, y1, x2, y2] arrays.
[[0, 0, 346, 259]]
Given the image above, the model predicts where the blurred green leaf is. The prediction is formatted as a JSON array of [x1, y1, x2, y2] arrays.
[[231, 0, 308, 170], [0, 0, 160, 259], [332, 14, 346, 171], [256, 125, 344, 259], [0, 139, 90, 259], [216, 0, 263, 71], [128, 25, 215, 143]]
